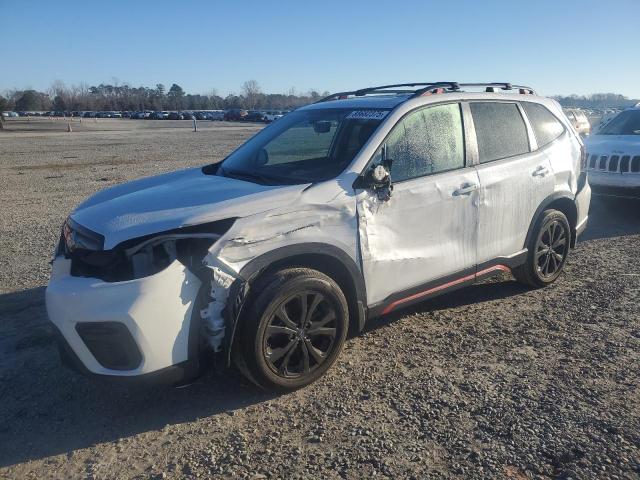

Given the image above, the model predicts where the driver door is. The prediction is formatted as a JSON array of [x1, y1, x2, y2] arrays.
[[356, 103, 479, 311]]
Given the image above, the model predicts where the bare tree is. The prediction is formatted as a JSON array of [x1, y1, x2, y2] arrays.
[[241, 80, 262, 109]]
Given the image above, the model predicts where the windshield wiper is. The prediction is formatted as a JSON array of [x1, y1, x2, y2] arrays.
[[220, 167, 297, 186]]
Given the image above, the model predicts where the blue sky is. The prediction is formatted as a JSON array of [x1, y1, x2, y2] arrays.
[[1, 0, 638, 98]]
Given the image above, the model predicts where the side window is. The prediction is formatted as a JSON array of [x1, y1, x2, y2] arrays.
[[470, 102, 530, 163], [522, 102, 565, 148], [374, 103, 465, 182]]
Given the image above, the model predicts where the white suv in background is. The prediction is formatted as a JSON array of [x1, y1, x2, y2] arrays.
[[584, 107, 640, 195], [563, 108, 591, 136], [47, 82, 591, 391], [263, 111, 284, 122]]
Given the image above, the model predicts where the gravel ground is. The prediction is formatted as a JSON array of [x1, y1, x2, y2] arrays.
[[0, 118, 639, 479]]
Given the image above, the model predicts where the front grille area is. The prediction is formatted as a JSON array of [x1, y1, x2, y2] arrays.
[[587, 153, 640, 173]]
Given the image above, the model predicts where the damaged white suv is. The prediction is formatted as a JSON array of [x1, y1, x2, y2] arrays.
[[47, 82, 591, 391]]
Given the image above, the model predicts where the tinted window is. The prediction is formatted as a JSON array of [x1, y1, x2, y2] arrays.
[[375, 103, 464, 182], [470, 102, 530, 163], [522, 102, 565, 147]]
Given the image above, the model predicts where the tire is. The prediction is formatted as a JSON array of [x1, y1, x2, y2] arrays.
[[234, 268, 348, 391], [513, 209, 571, 288]]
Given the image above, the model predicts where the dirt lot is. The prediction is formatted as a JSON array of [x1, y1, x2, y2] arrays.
[[0, 118, 639, 479]]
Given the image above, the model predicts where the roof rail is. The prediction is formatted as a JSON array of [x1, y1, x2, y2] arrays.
[[314, 82, 536, 104], [458, 83, 535, 94], [315, 82, 461, 103]]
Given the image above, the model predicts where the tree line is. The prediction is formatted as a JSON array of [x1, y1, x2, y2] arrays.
[[0, 80, 330, 112], [553, 93, 639, 109], [2, 82, 638, 113]]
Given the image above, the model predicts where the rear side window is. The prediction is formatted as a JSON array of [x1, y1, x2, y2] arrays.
[[522, 102, 565, 148], [377, 103, 465, 182], [470, 102, 530, 163]]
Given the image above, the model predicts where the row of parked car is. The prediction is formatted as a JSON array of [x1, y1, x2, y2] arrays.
[[1, 109, 290, 123]]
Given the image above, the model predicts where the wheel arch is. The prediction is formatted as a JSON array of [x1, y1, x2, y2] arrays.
[[223, 243, 367, 365], [524, 192, 578, 250]]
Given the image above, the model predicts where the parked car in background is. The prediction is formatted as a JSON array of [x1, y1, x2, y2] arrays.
[[594, 111, 620, 134], [224, 109, 248, 121], [47, 81, 590, 391], [167, 112, 182, 120], [208, 111, 225, 121], [149, 111, 164, 119], [584, 106, 640, 196], [244, 110, 267, 122], [263, 111, 284, 122], [182, 112, 195, 120], [563, 108, 590, 136]]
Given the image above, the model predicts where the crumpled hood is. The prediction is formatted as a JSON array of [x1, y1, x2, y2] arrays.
[[585, 135, 640, 155], [71, 167, 308, 249]]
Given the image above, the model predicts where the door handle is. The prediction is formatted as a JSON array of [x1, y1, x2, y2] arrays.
[[532, 165, 550, 177], [452, 182, 478, 196]]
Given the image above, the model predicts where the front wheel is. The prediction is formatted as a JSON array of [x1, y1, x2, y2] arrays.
[[234, 268, 349, 391], [513, 209, 571, 287]]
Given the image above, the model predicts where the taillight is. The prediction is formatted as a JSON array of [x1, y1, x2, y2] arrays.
[[580, 144, 587, 172]]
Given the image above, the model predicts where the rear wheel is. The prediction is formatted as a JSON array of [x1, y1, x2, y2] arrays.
[[234, 268, 348, 391], [513, 209, 571, 288]]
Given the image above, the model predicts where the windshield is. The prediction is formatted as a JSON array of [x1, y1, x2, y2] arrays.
[[218, 108, 390, 184], [598, 110, 640, 135]]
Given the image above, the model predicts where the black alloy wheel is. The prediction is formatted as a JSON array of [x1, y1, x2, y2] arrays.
[[263, 291, 338, 379], [235, 268, 348, 391], [535, 219, 569, 279], [513, 209, 572, 287]]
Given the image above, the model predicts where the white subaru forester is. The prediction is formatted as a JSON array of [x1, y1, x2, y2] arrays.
[[47, 82, 591, 390]]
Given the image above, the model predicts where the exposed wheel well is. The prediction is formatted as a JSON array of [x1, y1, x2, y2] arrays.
[[249, 253, 364, 335]]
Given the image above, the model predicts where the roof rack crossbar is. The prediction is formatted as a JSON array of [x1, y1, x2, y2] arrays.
[[458, 83, 535, 94], [410, 82, 461, 98], [315, 82, 460, 103], [315, 82, 536, 103]]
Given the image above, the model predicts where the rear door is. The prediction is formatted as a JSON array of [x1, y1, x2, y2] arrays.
[[357, 102, 479, 308], [468, 101, 555, 264]]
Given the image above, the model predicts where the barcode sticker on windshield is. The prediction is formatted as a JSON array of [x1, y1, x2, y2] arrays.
[[346, 110, 389, 121]]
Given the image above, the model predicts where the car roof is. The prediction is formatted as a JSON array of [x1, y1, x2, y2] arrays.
[[302, 94, 410, 110], [301, 91, 551, 112]]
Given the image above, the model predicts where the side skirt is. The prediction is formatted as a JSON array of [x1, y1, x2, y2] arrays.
[[367, 250, 527, 318]]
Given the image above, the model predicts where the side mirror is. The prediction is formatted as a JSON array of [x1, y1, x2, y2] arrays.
[[355, 144, 394, 201], [370, 164, 391, 183], [313, 121, 331, 134]]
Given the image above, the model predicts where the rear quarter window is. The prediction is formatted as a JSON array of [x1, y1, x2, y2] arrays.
[[470, 102, 530, 163], [522, 102, 565, 148]]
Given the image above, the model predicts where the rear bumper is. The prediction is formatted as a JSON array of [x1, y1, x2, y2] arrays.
[[46, 257, 202, 381]]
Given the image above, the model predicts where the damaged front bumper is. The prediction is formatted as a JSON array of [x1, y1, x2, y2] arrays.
[[46, 256, 204, 381]]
